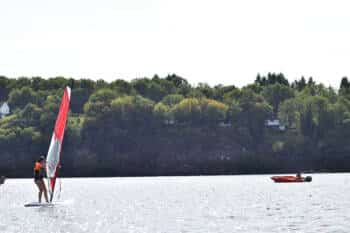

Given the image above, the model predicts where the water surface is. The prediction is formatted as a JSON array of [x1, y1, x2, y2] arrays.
[[1, 174, 350, 233]]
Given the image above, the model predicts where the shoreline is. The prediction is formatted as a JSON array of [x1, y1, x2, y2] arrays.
[[5, 170, 350, 179]]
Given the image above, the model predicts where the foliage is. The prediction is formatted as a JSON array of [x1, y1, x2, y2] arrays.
[[262, 83, 294, 116], [8, 87, 39, 109], [110, 95, 155, 129], [84, 89, 119, 118], [161, 94, 184, 106], [1, 73, 350, 177], [171, 98, 201, 124]]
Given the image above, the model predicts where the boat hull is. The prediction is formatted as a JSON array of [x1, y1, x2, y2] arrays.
[[271, 176, 312, 183]]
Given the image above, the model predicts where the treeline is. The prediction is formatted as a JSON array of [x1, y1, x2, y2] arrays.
[[1, 73, 350, 177]]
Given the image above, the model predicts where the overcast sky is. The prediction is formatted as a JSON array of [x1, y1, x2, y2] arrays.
[[0, 0, 349, 87]]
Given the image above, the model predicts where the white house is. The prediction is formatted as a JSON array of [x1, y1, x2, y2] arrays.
[[265, 119, 285, 131], [219, 122, 232, 127], [0, 102, 10, 118]]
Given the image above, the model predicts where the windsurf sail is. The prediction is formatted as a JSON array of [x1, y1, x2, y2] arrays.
[[46, 86, 71, 202]]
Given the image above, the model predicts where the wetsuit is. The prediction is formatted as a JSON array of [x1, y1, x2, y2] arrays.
[[34, 162, 44, 181]]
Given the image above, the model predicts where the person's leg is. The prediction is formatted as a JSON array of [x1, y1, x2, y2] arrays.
[[42, 182, 49, 203], [38, 181, 48, 202], [35, 181, 43, 202], [39, 190, 43, 203]]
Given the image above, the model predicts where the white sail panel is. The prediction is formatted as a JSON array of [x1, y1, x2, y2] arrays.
[[46, 136, 61, 178]]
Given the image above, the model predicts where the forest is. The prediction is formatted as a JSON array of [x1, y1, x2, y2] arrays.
[[1, 73, 350, 177]]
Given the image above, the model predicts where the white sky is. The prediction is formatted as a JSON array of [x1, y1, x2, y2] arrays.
[[0, 0, 350, 87]]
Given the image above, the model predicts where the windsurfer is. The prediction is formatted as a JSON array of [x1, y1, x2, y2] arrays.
[[34, 156, 49, 203], [296, 172, 302, 178], [0, 176, 5, 185]]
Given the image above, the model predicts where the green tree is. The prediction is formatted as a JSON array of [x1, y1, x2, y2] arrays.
[[20, 103, 42, 127], [256, 73, 289, 86], [110, 79, 135, 95], [223, 89, 242, 104], [238, 100, 273, 145], [292, 77, 307, 91], [8, 87, 38, 109], [31, 77, 47, 91], [152, 75, 176, 96], [84, 89, 119, 118], [212, 84, 236, 101], [95, 79, 109, 89], [171, 98, 201, 125], [339, 77, 350, 96], [199, 99, 229, 126], [71, 88, 92, 113], [161, 94, 184, 106], [46, 77, 69, 90], [39, 94, 61, 136], [0, 76, 11, 101], [153, 102, 171, 123], [226, 100, 242, 127], [300, 102, 316, 138], [262, 83, 295, 116], [165, 74, 188, 88], [309, 96, 334, 139], [11, 77, 31, 89], [196, 83, 214, 99], [132, 78, 167, 101], [278, 98, 304, 129], [111, 95, 155, 129], [78, 79, 96, 90]]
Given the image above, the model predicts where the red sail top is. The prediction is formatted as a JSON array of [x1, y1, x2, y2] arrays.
[[54, 87, 71, 141]]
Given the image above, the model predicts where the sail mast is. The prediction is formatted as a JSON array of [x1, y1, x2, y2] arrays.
[[46, 86, 71, 202]]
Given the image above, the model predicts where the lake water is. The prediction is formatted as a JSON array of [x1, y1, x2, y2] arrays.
[[1, 174, 350, 233]]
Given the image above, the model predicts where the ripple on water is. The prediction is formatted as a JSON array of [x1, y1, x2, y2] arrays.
[[1, 174, 350, 233]]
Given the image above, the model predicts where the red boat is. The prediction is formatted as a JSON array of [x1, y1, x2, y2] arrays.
[[271, 175, 312, 183]]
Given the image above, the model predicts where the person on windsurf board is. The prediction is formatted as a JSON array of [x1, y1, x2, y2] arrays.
[[34, 156, 49, 203], [0, 176, 5, 185]]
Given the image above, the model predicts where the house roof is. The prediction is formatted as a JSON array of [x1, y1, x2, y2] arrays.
[[265, 119, 280, 126]]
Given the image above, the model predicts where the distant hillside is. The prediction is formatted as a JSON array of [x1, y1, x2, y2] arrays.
[[1, 73, 350, 177]]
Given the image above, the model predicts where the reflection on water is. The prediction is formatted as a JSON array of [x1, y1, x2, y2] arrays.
[[1, 174, 350, 233]]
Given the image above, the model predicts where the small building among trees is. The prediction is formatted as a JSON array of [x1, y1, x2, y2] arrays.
[[265, 119, 285, 131], [0, 102, 10, 118]]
